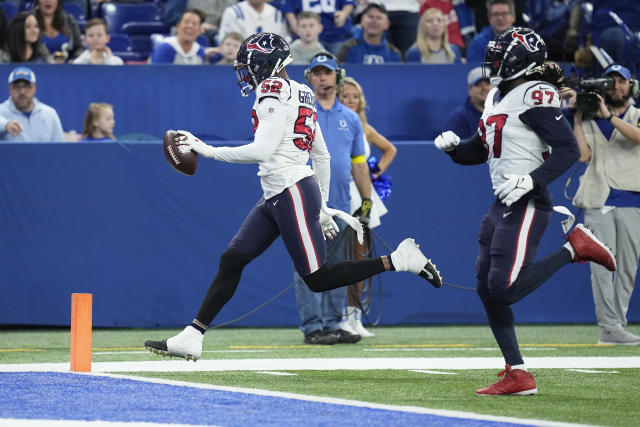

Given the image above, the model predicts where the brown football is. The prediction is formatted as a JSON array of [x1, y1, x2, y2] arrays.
[[163, 130, 197, 176]]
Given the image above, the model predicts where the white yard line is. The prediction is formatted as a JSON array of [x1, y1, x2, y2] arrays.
[[1, 356, 639, 372]]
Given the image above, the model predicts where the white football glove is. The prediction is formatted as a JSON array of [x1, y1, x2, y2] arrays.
[[319, 203, 339, 240], [176, 130, 216, 158], [495, 174, 534, 206], [321, 203, 364, 244], [434, 131, 460, 152]]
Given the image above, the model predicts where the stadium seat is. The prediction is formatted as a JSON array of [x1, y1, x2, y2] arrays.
[[107, 34, 142, 62], [130, 34, 153, 60], [101, 3, 168, 35], [1, 2, 18, 19], [63, 2, 86, 21], [107, 33, 132, 52]]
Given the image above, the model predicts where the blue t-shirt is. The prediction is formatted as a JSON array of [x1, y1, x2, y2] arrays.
[[342, 34, 402, 64], [316, 99, 365, 212], [294, 0, 355, 43], [42, 33, 69, 55]]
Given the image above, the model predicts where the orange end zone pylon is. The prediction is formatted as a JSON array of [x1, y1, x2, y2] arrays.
[[70, 293, 93, 372]]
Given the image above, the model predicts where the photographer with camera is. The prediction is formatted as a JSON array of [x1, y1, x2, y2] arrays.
[[573, 64, 640, 346]]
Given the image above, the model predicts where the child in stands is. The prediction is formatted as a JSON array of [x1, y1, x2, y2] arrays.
[[80, 103, 116, 142], [72, 18, 123, 65]]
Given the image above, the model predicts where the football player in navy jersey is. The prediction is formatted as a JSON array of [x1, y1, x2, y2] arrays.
[[144, 33, 442, 361], [434, 27, 617, 396]]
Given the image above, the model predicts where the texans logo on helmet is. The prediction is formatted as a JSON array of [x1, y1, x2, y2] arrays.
[[511, 31, 543, 53], [247, 34, 276, 54]]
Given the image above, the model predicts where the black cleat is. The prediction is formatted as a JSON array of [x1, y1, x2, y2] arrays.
[[144, 339, 170, 357]]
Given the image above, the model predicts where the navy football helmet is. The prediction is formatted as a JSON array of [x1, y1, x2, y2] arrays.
[[234, 33, 292, 97], [484, 27, 547, 86]]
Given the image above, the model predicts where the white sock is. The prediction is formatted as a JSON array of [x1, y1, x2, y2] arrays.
[[511, 364, 527, 371], [564, 242, 575, 259]]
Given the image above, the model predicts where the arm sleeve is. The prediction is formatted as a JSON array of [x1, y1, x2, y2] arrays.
[[213, 97, 285, 164], [519, 106, 580, 187], [150, 43, 176, 64], [309, 124, 331, 202], [447, 132, 489, 165]]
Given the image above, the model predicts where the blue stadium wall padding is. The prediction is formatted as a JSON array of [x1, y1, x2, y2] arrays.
[[0, 63, 473, 141], [1, 142, 638, 327]]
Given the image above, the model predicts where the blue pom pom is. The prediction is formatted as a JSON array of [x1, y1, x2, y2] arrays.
[[367, 156, 392, 200]]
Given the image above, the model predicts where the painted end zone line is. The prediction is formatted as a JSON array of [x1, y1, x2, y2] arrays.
[[97, 372, 590, 427], [1, 356, 640, 372]]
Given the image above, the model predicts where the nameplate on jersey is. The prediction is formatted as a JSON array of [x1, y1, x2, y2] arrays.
[[523, 84, 561, 108], [298, 90, 316, 106]]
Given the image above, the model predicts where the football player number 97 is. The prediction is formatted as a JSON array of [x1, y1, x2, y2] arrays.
[[479, 114, 508, 158]]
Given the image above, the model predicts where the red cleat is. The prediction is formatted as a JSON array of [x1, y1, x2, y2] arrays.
[[567, 224, 616, 271], [475, 365, 537, 396]]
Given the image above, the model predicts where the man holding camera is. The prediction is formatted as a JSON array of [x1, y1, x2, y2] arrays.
[[573, 64, 640, 345]]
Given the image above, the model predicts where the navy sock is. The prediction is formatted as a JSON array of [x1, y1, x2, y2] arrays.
[[190, 322, 206, 335]]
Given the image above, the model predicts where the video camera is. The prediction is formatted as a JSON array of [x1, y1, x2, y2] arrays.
[[572, 77, 614, 115]]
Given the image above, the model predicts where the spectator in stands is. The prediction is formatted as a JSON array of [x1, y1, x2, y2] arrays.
[[419, 0, 465, 49], [293, 53, 370, 345], [337, 3, 402, 64], [207, 31, 243, 65], [289, 11, 325, 64], [465, 0, 515, 63], [0, 66, 64, 142], [72, 18, 123, 65], [217, 0, 290, 44], [80, 102, 115, 142], [444, 66, 491, 138], [383, 0, 420, 57], [34, 0, 83, 62], [465, 0, 524, 33], [406, 7, 462, 64], [290, 0, 354, 55], [151, 9, 206, 65], [337, 76, 397, 338], [572, 64, 640, 346], [0, 11, 52, 63]]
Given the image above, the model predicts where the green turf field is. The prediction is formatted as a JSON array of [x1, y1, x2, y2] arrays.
[[2, 325, 639, 426]]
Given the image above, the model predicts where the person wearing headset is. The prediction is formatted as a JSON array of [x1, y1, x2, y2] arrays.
[[572, 64, 640, 346], [292, 52, 373, 345]]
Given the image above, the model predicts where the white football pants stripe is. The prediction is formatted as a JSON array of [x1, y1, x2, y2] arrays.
[[288, 184, 320, 273], [509, 199, 536, 285]]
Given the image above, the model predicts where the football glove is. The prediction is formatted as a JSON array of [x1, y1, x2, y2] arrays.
[[321, 203, 364, 244], [176, 130, 216, 158], [358, 197, 373, 226], [495, 174, 534, 206], [434, 131, 460, 152], [320, 203, 339, 240]]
